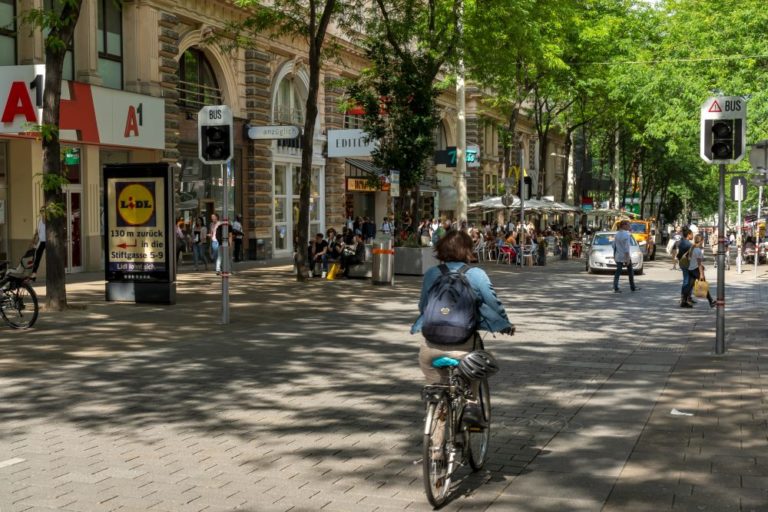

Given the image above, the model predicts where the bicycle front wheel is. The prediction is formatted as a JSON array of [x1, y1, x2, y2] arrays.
[[423, 395, 451, 508], [2, 281, 39, 329], [468, 378, 491, 471]]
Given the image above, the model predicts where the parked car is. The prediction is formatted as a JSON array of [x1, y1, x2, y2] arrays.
[[585, 231, 644, 275]]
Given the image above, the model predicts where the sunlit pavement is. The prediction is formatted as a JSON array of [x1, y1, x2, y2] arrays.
[[1, 256, 767, 511]]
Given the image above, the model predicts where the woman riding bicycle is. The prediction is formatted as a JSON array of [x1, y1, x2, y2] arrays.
[[411, 229, 514, 388]]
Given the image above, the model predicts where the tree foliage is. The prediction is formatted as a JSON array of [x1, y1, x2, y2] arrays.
[[345, 0, 461, 222]]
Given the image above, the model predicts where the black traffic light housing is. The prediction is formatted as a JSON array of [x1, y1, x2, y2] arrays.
[[518, 176, 532, 200], [200, 125, 232, 163], [702, 118, 744, 163]]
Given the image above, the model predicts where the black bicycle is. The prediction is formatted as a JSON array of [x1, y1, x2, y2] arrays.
[[421, 344, 498, 508], [0, 261, 39, 329]]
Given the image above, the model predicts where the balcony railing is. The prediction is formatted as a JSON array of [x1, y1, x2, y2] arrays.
[[177, 79, 223, 110]]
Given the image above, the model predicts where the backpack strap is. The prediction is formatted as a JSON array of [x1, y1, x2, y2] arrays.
[[458, 264, 470, 275], [438, 263, 449, 275]]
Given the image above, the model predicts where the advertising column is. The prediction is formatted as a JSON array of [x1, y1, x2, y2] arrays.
[[103, 163, 175, 304]]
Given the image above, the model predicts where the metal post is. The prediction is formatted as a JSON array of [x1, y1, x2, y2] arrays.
[[716, 163, 726, 354], [520, 165, 525, 258], [221, 162, 230, 325], [757, 185, 763, 279], [737, 198, 742, 273], [455, 0, 467, 223]]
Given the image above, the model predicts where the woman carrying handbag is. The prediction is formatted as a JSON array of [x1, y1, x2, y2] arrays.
[[688, 234, 716, 308]]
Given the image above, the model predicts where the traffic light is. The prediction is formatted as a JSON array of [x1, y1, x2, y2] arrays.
[[198, 105, 234, 164], [702, 118, 744, 163], [200, 125, 232, 162]]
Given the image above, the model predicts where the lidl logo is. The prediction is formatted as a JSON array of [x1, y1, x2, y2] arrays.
[[116, 182, 156, 226]]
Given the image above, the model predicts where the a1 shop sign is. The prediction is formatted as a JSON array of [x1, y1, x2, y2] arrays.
[[0, 65, 165, 150]]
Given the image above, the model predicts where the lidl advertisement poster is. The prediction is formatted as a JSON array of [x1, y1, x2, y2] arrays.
[[106, 177, 167, 275]]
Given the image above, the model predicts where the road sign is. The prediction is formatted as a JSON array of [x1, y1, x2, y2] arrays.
[[701, 96, 746, 164], [731, 176, 747, 201], [198, 105, 233, 164], [246, 125, 301, 140], [750, 140, 768, 171]]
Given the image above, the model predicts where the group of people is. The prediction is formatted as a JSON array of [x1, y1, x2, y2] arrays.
[[177, 213, 245, 275], [307, 228, 367, 278]]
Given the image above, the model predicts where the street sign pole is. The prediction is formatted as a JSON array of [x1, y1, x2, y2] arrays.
[[737, 196, 742, 274], [716, 163, 726, 355], [757, 185, 763, 279], [221, 161, 231, 325]]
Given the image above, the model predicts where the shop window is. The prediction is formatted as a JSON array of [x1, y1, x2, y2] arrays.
[[97, 0, 122, 89], [344, 113, 365, 129], [178, 48, 222, 110], [0, 0, 16, 66], [43, 0, 74, 80]]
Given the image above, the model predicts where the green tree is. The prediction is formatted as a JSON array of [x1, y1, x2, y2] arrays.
[[346, 0, 461, 225], [19, 0, 83, 310]]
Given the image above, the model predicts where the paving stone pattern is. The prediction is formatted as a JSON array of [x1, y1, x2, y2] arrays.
[[0, 259, 766, 511]]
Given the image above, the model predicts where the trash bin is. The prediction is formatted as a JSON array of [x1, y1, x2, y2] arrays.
[[372, 238, 395, 285]]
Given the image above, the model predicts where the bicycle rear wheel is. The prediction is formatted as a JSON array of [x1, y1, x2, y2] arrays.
[[423, 395, 451, 508], [1, 281, 39, 329], [468, 378, 491, 471]]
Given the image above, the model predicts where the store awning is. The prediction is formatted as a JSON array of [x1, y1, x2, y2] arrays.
[[346, 158, 385, 177]]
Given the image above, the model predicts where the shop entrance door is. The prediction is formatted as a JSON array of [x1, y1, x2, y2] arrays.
[[63, 185, 83, 273]]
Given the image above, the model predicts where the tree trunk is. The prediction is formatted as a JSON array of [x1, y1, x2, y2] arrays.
[[41, 0, 83, 310]]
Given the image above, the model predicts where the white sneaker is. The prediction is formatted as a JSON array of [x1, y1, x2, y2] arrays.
[[321, 272, 327, 278]]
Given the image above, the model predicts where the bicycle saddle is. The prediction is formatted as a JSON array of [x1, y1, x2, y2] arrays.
[[432, 356, 460, 368]]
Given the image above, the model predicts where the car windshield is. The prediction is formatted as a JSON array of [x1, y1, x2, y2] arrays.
[[593, 234, 614, 246], [630, 223, 646, 234], [593, 234, 638, 246]]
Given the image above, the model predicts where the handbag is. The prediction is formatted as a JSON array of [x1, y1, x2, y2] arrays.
[[693, 279, 709, 298], [679, 248, 691, 268]]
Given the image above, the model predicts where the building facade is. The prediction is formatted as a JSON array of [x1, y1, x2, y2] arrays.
[[0, 0, 565, 275]]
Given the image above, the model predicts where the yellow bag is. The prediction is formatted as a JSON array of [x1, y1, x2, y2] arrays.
[[326, 262, 340, 280], [693, 279, 709, 298]]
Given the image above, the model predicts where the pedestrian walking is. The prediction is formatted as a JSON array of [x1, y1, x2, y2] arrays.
[[688, 234, 716, 308], [612, 220, 638, 293], [232, 214, 244, 262], [677, 227, 694, 307], [209, 213, 222, 274], [191, 217, 209, 271], [30, 207, 46, 280]]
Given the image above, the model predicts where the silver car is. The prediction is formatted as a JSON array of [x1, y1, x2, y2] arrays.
[[585, 231, 644, 275]]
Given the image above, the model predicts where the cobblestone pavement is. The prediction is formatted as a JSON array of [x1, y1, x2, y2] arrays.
[[0, 256, 766, 511]]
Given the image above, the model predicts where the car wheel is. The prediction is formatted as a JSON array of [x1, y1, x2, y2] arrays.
[[635, 267, 644, 275]]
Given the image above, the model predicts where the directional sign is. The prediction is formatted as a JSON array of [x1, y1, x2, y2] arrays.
[[246, 125, 301, 140], [731, 176, 747, 201], [701, 96, 746, 164]]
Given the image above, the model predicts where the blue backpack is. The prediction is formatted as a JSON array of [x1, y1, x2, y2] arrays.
[[421, 264, 479, 345]]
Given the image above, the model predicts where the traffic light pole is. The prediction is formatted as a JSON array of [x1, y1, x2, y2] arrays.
[[716, 163, 726, 354], [221, 161, 231, 325]]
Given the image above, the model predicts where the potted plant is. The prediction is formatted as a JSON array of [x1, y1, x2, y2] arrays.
[[394, 233, 439, 275]]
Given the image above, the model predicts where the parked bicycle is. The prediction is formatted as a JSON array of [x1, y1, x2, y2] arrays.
[[1, 251, 39, 329], [421, 343, 498, 508]]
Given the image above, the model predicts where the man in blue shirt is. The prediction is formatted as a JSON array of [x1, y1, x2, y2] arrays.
[[613, 220, 638, 293]]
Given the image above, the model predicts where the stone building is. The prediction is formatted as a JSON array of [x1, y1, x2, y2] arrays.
[[0, 0, 566, 275]]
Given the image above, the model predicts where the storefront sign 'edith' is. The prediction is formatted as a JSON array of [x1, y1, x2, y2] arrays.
[[0, 65, 165, 150]]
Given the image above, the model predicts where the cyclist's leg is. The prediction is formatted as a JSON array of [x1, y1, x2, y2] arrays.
[[418, 337, 475, 384]]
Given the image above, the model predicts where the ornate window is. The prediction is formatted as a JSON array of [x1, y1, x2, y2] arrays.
[[177, 48, 222, 110], [97, 0, 122, 89], [274, 76, 305, 125], [0, 0, 16, 66]]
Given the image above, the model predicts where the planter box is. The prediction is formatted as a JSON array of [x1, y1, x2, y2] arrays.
[[394, 246, 438, 276]]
